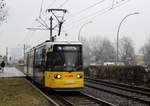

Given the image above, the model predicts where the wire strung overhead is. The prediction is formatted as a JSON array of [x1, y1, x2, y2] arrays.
[[34, 0, 108, 30], [26, 0, 131, 43], [47, 0, 57, 8], [66, 0, 130, 25], [58, 0, 69, 8], [34, 0, 58, 30], [39, 0, 44, 16], [64, 0, 131, 31], [66, 0, 106, 20]]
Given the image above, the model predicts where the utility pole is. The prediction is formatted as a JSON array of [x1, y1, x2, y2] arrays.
[[116, 12, 139, 64], [23, 44, 25, 61], [47, 9, 67, 42], [78, 21, 92, 41], [27, 9, 67, 42], [50, 16, 53, 42], [6, 47, 8, 63]]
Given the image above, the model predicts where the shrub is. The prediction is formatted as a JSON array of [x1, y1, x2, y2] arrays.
[[84, 65, 146, 83]]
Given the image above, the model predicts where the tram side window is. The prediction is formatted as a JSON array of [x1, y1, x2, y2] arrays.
[[35, 47, 46, 70], [34, 51, 39, 68], [41, 48, 46, 70], [46, 52, 53, 70], [42, 48, 45, 58]]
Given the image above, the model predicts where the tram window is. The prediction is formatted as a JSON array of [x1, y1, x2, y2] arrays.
[[47, 52, 82, 71], [46, 45, 82, 71], [42, 49, 45, 58], [46, 52, 53, 69], [53, 52, 65, 66]]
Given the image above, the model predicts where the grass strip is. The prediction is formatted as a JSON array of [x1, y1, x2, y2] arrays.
[[0, 78, 51, 106]]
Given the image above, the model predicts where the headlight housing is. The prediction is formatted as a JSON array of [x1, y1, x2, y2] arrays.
[[76, 74, 82, 79], [55, 74, 62, 79]]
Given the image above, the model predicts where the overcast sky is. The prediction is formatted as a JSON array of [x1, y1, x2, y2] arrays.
[[0, 0, 150, 57]]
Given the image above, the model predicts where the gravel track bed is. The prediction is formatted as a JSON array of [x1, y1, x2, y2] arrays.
[[59, 92, 114, 106], [82, 86, 149, 106], [86, 81, 150, 103]]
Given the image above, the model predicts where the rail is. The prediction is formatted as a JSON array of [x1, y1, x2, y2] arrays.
[[85, 78, 150, 105]]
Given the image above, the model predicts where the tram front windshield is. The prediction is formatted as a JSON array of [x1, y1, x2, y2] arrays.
[[47, 45, 82, 71]]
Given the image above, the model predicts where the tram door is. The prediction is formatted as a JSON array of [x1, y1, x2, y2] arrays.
[[34, 47, 46, 85]]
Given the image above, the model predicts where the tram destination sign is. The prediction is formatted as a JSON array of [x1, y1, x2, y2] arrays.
[[55, 45, 80, 51]]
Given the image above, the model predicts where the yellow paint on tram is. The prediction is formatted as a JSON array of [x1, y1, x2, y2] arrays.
[[45, 71, 84, 88]]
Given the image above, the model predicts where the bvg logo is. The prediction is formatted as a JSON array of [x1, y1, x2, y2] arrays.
[[65, 75, 73, 77]]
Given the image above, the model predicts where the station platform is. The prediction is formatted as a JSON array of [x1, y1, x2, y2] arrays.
[[0, 67, 26, 77]]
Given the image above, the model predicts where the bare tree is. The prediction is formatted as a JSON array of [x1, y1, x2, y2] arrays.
[[119, 36, 135, 65], [90, 36, 103, 63], [81, 36, 92, 66], [140, 36, 150, 66], [0, 0, 7, 25], [101, 38, 116, 62], [87, 36, 116, 64]]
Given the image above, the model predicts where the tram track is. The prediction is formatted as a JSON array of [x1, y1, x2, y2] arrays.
[[57, 92, 115, 106], [85, 78, 150, 105], [16, 65, 150, 105], [15, 66, 115, 106], [27, 77, 115, 106]]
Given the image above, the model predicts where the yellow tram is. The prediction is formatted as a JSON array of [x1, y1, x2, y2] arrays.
[[25, 40, 84, 91]]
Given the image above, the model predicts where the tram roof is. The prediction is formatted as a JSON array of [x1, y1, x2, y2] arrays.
[[28, 40, 82, 52], [45, 40, 82, 45]]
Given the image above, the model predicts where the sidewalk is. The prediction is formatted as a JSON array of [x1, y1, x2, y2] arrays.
[[0, 67, 26, 77]]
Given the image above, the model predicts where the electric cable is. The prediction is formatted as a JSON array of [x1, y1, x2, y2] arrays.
[[47, 0, 57, 8], [39, 0, 44, 16], [65, 0, 130, 28], [66, 0, 106, 20], [64, 0, 131, 32], [58, 0, 69, 8]]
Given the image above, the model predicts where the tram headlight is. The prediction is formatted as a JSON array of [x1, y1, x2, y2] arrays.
[[76, 74, 82, 79], [55, 74, 62, 79]]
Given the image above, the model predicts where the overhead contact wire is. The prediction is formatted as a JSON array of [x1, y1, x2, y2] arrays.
[[66, 0, 106, 20], [58, 0, 69, 8], [64, 0, 131, 31]]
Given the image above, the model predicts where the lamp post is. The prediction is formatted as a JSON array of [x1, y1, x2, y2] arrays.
[[78, 21, 92, 41], [116, 12, 139, 64]]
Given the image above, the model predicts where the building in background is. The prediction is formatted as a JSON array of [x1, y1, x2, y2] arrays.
[[134, 55, 144, 66]]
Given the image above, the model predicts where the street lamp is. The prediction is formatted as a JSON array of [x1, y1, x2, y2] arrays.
[[78, 21, 92, 41], [116, 12, 139, 64]]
